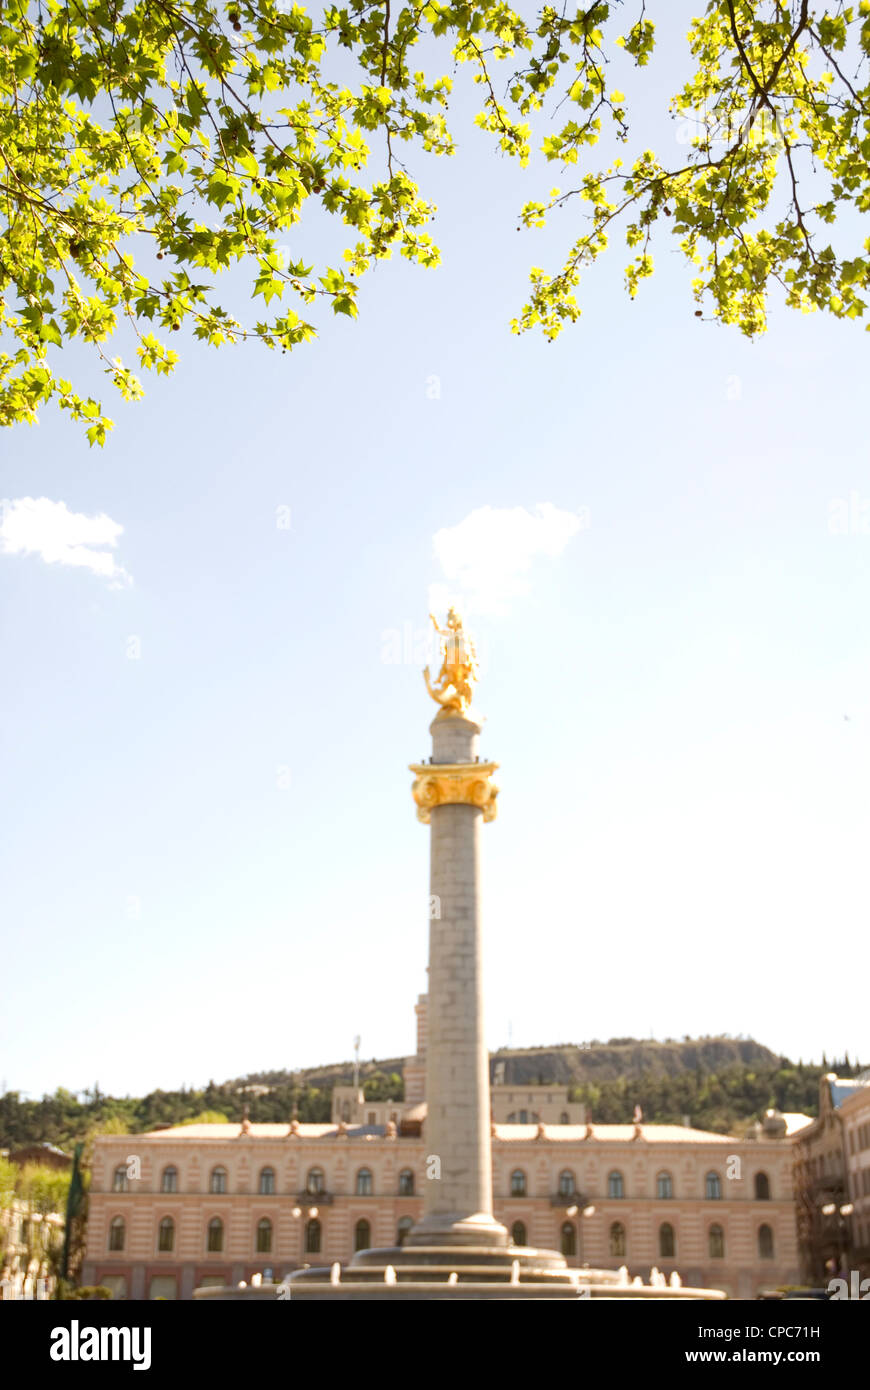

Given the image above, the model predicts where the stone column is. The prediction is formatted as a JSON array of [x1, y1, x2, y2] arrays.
[[408, 711, 506, 1248]]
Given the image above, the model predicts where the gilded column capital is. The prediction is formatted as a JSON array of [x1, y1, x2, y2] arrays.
[[409, 761, 499, 824]]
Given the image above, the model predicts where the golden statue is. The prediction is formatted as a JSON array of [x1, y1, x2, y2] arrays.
[[423, 608, 478, 714]]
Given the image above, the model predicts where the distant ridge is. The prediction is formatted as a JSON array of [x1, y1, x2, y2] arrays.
[[486, 1037, 780, 1086], [236, 1035, 781, 1090], [1, 1040, 861, 1148]]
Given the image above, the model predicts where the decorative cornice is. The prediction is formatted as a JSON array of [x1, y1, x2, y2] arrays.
[[409, 761, 499, 824]]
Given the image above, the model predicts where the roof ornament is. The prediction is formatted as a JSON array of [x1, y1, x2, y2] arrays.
[[291, 1071, 299, 1124]]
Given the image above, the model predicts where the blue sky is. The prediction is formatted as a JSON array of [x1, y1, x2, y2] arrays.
[[2, 8, 869, 1100]]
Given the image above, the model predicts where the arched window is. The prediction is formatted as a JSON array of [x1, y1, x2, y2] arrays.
[[109, 1217, 125, 1252], [657, 1171, 673, 1200], [158, 1217, 174, 1253], [659, 1222, 675, 1258], [510, 1169, 526, 1197], [209, 1167, 227, 1195], [397, 1216, 413, 1247], [305, 1219, 321, 1254], [708, 1223, 725, 1258], [519, 1110, 529, 1124], [160, 1166, 178, 1194], [560, 1222, 576, 1257], [207, 1218, 224, 1253], [705, 1171, 722, 1200], [259, 1167, 275, 1195], [356, 1168, 373, 1196], [354, 1219, 371, 1252], [758, 1224, 774, 1259], [755, 1172, 771, 1200], [398, 1169, 414, 1196], [558, 1170, 575, 1197], [511, 1221, 527, 1246], [112, 1166, 128, 1193], [608, 1170, 624, 1199], [256, 1218, 272, 1254], [609, 1222, 626, 1257], [306, 1168, 324, 1196]]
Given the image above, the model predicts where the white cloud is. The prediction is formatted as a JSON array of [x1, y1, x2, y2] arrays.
[[429, 502, 587, 617], [0, 497, 132, 586]]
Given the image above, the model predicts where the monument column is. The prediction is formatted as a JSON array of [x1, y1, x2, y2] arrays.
[[284, 605, 650, 1293], [407, 612, 506, 1248]]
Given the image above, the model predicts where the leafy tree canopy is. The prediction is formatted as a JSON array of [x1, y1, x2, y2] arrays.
[[3, 1050, 864, 1148], [13, 1161, 71, 1213], [362, 1069, 404, 1100], [2, 1, 869, 440]]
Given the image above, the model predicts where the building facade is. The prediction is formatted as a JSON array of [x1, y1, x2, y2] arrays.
[[83, 1090, 803, 1299], [82, 994, 815, 1300], [794, 1073, 870, 1284], [842, 1078, 870, 1278], [0, 1146, 69, 1300], [0, 1199, 64, 1300]]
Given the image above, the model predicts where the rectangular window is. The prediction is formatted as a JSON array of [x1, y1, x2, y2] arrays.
[[149, 1276, 177, 1300]]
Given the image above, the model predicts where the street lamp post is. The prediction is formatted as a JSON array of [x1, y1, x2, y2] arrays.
[[820, 1201, 854, 1279]]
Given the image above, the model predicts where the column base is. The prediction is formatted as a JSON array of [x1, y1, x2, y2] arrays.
[[404, 1212, 509, 1249], [285, 1239, 587, 1294]]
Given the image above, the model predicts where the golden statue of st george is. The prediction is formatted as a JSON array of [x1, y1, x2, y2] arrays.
[[423, 608, 479, 715]]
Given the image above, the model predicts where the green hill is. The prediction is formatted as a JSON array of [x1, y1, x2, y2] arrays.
[[0, 1041, 861, 1149]]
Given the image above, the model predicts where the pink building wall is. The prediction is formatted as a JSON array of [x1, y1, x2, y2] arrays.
[[83, 1121, 799, 1300]]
